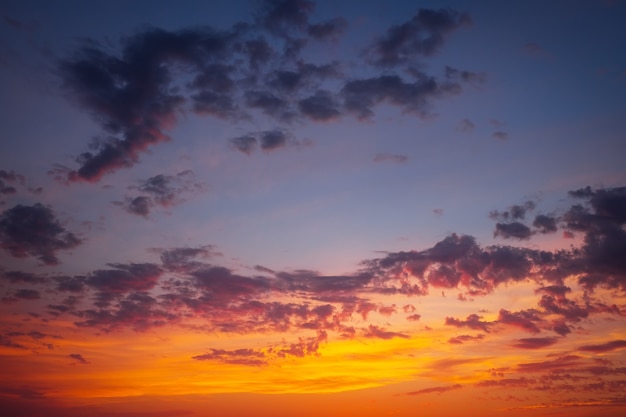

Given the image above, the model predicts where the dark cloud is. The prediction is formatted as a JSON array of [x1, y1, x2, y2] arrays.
[[192, 348, 267, 366], [272, 331, 326, 358], [75, 291, 175, 332], [363, 324, 409, 340], [538, 295, 589, 323], [55, 276, 86, 292], [137, 171, 202, 206], [69, 353, 89, 364], [257, 0, 314, 36], [260, 129, 289, 150], [341, 73, 459, 120], [535, 285, 571, 298], [56, 4, 478, 180], [533, 214, 558, 233], [13, 289, 40, 300], [244, 90, 293, 120], [512, 337, 558, 349], [367, 8, 471, 67], [230, 134, 258, 154], [0, 204, 82, 265], [298, 90, 340, 121], [372, 153, 408, 164], [579, 340, 626, 353], [117, 171, 205, 217], [122, 196, 152, 217], [0, 334, 27, 349], [192, 266, 271, 305], [476, 377, 534, 387], [1, 270, 47, 284], [445, 314, 492, 333], [490, 201, 536, 221], [444, 66, 486, 86], [85, 263, 162, 306], [566, 186, 626, 291], [155, 245, 216, 272], [494, 222, 532, 240], [427, 263, 461, 288], [0, 170, 21, 197], [497, 309, 542, 334], [405, 384, 462, 396], [516, 355, 581, 373], [448, 334, 484, 344], [307, 17, 348, 41], [276, 270, 374, 294], [230, 130, 292, 154]]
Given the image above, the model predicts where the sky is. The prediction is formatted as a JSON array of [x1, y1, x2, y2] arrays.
[[1, 0, 626, 415]]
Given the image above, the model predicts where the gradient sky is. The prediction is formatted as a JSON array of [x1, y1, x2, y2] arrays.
[[1, 1, 626, 416]]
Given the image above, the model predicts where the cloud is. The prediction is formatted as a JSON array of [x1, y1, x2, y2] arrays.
[[230, 134, 258, 154], [532, 214, 558, 233], [366, 8, 471, 67], [516, 355, 581, 373], [497, 309, 542, 334], [0, 334, 27, 349], [0, 204, 82, 265], [373, 153, 409, 164], [121, 196, 152, 217], [0, 169, 23, 197], [153, 245, 217, 272], [192, 348, 268, 366], [230, 130, 294, 154], [512, 337, 558, 349], [363, 324, 409, 340], [492, 131, 508, 140], [257, 0, 314, 36], [340, 73, 461, 120], [456, 118, 475, 132], [476, 377, 534, 387], [298, 90, 341, 121], [307, 17, 348, 41], [57, 4, 478, 180], [565, 186, 626, 291], [1, 270, 47, 284], [489, 201, 536, 221], [445, 66, 486, 86], [494, 222, 532, 240], [579, 340, 626, 353], [445, 314, 492, 333], [117, 171, 205, 217], [86, 263, 162, 293], [448, 334, 485, 344], [405, 384, 463, 396], [69, 353, 89, 364]]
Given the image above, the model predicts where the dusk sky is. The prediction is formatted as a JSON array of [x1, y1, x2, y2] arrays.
[[1, 0, 626, 416]]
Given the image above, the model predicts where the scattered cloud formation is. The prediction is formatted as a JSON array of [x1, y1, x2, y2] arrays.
[[57, 1, 479, 181], [366, 9, 471, 67], [116, 171, 205, 217]]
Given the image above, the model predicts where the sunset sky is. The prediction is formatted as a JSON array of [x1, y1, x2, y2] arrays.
[[1, 0, 626, 416]]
